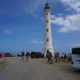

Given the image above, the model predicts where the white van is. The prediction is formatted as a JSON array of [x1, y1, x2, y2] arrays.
[[72, 48, 80, 69]]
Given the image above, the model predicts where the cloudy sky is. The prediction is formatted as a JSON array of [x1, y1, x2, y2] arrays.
[[0, 0, 80, 54]]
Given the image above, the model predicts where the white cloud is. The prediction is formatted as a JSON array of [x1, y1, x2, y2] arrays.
[[60, 0, 80, 13], [4, 29, 12, 34], [30, 39, 43, 44], [51, 14, 80, 32], [51, 0, 80, 33]]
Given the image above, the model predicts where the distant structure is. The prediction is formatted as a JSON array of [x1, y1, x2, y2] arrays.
[[44, 3, 54, 57]]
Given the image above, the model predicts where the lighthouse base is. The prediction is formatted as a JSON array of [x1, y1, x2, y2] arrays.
[[43, 48, 54, 57]]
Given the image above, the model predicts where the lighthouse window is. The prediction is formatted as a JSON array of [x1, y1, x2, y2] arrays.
[[47, 50, 49, 53], [46, 13, 48, 15], [46, 38, 49, 42], [46, 29, 49, 32], [46, 20, 48, 23]]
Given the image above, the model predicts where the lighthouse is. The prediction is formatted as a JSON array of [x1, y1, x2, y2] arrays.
[[44, 3, 54, 57]]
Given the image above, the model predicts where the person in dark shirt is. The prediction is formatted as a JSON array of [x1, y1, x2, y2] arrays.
[[26, 52, 29, 62], [46, 50, 53, 64], [64, 54, 68, 63], [21, 51, 25, 61]]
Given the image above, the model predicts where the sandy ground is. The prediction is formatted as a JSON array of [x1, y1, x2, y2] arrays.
[[0, 57, 80, 80], [0, 59, 6, 72]]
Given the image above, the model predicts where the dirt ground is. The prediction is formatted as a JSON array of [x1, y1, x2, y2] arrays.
[[0, 60, 6, 72], [0, 57, 80, 80]]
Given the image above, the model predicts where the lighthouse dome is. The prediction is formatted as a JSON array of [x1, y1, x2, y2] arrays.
[[44, 3, 50, 9]]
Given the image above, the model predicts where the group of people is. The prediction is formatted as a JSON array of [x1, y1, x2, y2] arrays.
[[21, 52, 30, 61], [46, 51, 72, 64], [60, 54, 72, 63]]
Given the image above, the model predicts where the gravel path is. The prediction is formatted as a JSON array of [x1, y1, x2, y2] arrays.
[[0, 57, 80, 80], [0, 60, 6, 72]]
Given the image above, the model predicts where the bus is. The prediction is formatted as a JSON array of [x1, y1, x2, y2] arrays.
[[72, 48, 80, 69]]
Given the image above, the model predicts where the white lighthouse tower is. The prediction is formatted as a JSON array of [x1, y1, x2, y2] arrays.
[[44, 3, 54, 57]]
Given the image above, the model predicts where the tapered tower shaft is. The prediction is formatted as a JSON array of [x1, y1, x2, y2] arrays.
[[44, 3, 54, 57]]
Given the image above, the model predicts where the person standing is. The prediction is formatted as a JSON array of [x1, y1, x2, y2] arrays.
[[46, 50, 53, 64], [64, 54, 68, 63], [0, 53, 3, 63], [21, 51, 25, 61], [26, 52, 29, 62]]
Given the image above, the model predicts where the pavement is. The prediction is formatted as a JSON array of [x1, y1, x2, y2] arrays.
[[0, 57, 80, 80]]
